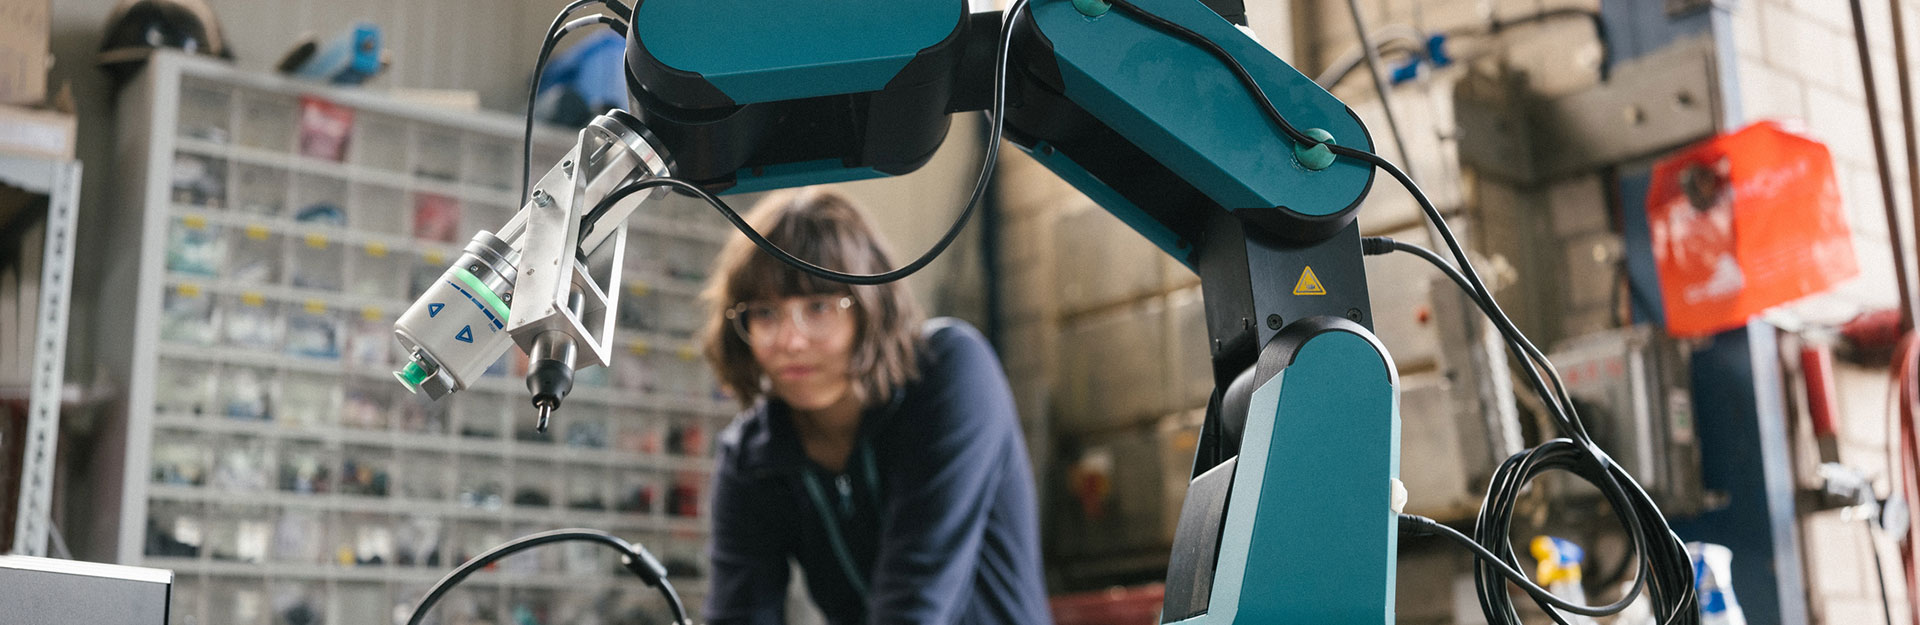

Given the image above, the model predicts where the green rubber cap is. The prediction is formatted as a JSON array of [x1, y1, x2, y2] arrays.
[[1073, 0, 1111, 17], [394, 361, 429, 393], [1294, 128, 1336, 171]]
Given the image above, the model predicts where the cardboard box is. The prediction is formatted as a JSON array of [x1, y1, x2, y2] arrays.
[[0, 0, 49, 106], [0, 104, 74, 160]]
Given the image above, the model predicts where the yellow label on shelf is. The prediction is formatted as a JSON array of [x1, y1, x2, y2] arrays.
[[245, 225, 270, 240], [677, 346, 698, 362], [241, 292, 265, 307], [175, 283, 202, 297], [362, 307, 383, 321], [304, 299, 326, 315], [364, 242, 388, 258], [425, 250, 446, 265], [304, 233, 329, 249], [627, 282, 652, 297], [181, 215, 207, 230], [629, 340, 651, 356]]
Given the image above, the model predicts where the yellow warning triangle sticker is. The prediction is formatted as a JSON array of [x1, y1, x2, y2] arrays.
[[1293, 266, 1327, 296]]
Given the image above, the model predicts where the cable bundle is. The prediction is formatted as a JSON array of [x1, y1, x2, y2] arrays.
[[1361, 234, 1697, 624]]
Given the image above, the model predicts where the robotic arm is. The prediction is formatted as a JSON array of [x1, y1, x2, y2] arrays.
[[390, 111, 671, 429], [393, 1, 1696, 623], [394, 0, 1374, 458]]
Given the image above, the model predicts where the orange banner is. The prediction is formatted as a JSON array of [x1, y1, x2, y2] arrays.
[[1647, 121, 1857, 338]]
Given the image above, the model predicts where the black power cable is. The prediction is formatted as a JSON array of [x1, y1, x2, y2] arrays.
[[404, 529, 686, 625], [1316, 10, 1614, 90], [522, 0, 634, 207], [1364, 235, 1658, 622], [1452, 8, 1612, 82], [576, 0, 1031, 286], [1403, 508, 1634, 617], [1365, 230, 1696, 624], [1868, 519, 1896, 625]]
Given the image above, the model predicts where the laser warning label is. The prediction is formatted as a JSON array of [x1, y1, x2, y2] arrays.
[[1293, 266, 1326, 296]]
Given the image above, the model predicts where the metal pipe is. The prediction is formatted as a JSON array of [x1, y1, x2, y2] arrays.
[[1345, 0, 1421, 187], [1346, 0, 1452, 286], [1852, 0, 1918, 332], [1892, 0, 1920, 336]]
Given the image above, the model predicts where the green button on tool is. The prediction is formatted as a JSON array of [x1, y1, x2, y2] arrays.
[[395, 361, 430, 393]]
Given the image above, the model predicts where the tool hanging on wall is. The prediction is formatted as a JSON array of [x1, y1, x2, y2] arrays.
[[275, 22, 390, 86]]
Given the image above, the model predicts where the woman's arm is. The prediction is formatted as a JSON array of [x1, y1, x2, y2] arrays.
[[705, 432, 795, 625], [868, 321, 1024, 624]]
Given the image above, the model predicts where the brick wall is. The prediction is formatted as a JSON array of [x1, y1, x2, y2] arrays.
[[1327, 1, 1915, 623], [1735, 0, 1914, 622], [998, 0, 1920, 618]]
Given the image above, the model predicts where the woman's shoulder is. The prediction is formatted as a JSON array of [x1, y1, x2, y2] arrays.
[[918, 317, 997, 375], [881, 317, 1017, 429], [715, 404, 767, 452], [713, 400, 800, 476], [860, 317, 1021, 466]]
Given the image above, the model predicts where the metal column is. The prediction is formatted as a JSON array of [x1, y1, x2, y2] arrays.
[[1604, 2, 1809, 623], [1, 155, 82, 557]]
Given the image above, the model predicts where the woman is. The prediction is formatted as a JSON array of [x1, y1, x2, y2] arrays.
[[699, 187, 1051, 625]]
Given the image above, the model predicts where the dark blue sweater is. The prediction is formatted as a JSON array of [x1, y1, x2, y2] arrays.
[[704, 319, 1052, 625]]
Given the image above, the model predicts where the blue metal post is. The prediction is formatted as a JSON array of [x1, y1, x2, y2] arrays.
[[1608, 3, 1807, 622]]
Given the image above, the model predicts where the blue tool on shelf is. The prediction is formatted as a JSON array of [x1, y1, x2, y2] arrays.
[[275, 22, 387, 85]]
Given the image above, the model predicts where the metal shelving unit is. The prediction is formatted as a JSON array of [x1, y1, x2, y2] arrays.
[[0, 154, 81, 558], [98, 51, 733, 625]]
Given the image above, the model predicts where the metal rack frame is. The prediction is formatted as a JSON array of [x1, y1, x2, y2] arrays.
[[97, 51, 732, 624], [1, 154, 81, 557]]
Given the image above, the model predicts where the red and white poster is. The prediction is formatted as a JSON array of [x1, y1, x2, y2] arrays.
[[298, 95, 355, 162], [1646, 121, 1857, 338]]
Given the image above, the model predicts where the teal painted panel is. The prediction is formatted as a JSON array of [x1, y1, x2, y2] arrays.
[[1019, 142, 1195, 269], [719, 161, 889, 195], [1033, 0, 1374, 215], [635, 0, 961, 104], [1166, 329, 1398, 624], [1246, 331, 1398, 622]]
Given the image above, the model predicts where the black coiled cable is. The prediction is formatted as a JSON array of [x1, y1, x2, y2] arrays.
[[1365, 235, 1697, 624], [404, 528, 687, 625]]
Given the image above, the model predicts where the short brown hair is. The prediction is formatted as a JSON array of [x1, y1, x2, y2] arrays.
[[700, 187, 925, 409]]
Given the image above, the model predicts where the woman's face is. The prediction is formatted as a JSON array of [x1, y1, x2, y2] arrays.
[[739, 295, 859, 411]]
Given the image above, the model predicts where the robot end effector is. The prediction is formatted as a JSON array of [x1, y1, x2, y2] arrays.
[[383, 0, 1350, 433], [391, 110, 673, 430]]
